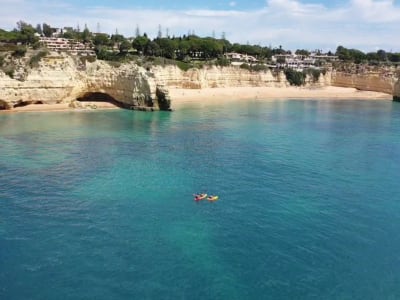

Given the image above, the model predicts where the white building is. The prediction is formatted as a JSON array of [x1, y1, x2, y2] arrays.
[[225, 52, 258, 64], [39, 37, 95, 56]]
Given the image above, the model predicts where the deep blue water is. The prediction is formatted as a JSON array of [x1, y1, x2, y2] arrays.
[[1, 99, 400, 299]]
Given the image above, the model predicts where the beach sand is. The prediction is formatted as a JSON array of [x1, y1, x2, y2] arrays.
[[1, 86, 392, 113], [169, 86, 392, 109], [2, 101, 120, 113]]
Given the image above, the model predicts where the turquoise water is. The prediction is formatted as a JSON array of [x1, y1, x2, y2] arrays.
[[1, 99, 400, 299]]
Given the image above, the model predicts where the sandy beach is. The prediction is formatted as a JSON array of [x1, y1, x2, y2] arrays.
[[2, 101, 120, 113], [1, 86, 392, 113], [169, 86, 392, 108]]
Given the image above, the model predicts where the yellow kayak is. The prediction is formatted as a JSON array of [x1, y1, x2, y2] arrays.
[[207, 195, 219, 202]]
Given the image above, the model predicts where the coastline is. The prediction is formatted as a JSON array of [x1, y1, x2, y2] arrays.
[[169, 86, 392, 108], [0, 86, 392, 113]]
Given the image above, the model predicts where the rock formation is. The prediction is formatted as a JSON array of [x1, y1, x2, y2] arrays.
[[0, 52, 169, 110], [151, 65, 289, 89], [1, 52, 400, 110], [152, 65, 399, 100], [394, 78, 400, 102]]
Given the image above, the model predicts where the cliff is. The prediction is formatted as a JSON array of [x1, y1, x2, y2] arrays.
[[151, 65, 330, 89], [1, 52, 399, 110], [151, 65, 399, 100], [151, 65, 288, 89], [394, 80, 400, 102], [331, 71, 396, 95], [0, 52, 167, 110]]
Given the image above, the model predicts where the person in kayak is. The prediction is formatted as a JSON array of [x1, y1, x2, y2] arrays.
[[194, 193, 207, 201]]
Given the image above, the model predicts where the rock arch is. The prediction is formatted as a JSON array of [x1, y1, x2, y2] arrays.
[[76, 92, 126, 108]]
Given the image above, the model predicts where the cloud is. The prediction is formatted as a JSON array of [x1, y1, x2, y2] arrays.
[[229, 1, 237, 7], [351, 0, 400, 22], [0, 0, 399, 52]]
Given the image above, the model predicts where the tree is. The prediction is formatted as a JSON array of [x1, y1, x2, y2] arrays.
[[93, 33, 110, 47], [388, 53, 400, 63], [366, 52, 379, 62], [348, 48, 366, 64], [377, 49, 387, 62], [15, 21, 38, 45], [35, 24, 42, 35], [119, 40, 131, 54], [155, 37, 178, 58], [81, 27, 92, 43], [62, 31, 75, 39], [295, 49, 310, 56], [42, 23, 53, 37], [146, 41, 161, 56], [336, 45, 351, 61], [111, 34, 124, 44], [132, 34, 150, 54]]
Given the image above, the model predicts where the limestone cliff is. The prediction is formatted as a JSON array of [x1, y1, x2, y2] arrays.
[[0, 52, 166, 110], [151, 65, 289, 89], [151, 65, 399, 100], [394, 80, 400, 102], [1, 52, 400, 110], [331, 71, 396, 95]]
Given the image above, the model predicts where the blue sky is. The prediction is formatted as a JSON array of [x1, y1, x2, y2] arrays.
[[1, 0, 400, 52]]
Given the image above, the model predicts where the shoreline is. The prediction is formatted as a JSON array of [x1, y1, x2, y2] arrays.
[[0, 86, 393, 113], [0, 101, 121, 113], [169, 86, 392, 108]]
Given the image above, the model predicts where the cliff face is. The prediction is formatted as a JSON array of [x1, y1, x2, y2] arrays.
[[1, 53, 399, 110], [152, 65, 335, 89], [331, 71, 395, 95], [152, 65, 400, 100], [152, 65, 289, 88], [0, 52, 161, 110], [394, 80, 400, 101]]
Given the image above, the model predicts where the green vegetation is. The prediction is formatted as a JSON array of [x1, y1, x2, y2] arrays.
[[12, 46, 27, 57], [1, 21, 400, 77], [4, 67, 15, 78], [240, 63, 269, 72], [175, 61, 191, 71], [284, 69, 306, 86], [335, 45, 400, 64], [306, 68, 321, 83], [29, 50, 49, 68], [0, 21, 39, 46]]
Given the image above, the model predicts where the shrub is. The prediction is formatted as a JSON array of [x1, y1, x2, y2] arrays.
[[284, 69, 305, 86], [305, 68, 321, 83], [216, 57, 230, 67], [240, 63, 250, 70], [176, 61, 191, 71], [251, 64, 269, 72], [29, 50, 48, 68], [5, 67, 15, 78], [12, 46, 27, 57]]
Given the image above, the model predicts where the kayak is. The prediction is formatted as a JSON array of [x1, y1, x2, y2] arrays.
[[194, 193, 207, 201], [207, 196, 219, 202]]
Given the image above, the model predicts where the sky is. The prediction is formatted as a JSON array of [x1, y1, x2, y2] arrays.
[[1, 0, 400, 52]]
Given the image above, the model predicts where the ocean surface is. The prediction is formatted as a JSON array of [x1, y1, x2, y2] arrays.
[[1, 99, 400, 300]]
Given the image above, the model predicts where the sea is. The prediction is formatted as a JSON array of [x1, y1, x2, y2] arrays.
[[1, 99, 400, 300]]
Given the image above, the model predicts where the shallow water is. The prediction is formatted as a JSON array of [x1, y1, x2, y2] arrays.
[[1, 99, 400, 299]]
